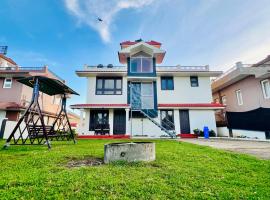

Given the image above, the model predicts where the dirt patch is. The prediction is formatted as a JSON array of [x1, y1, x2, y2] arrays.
[[66, 157, 104, 168]]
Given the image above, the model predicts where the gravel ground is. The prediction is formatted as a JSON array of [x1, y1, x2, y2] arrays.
[[180, 138, 270, 159]]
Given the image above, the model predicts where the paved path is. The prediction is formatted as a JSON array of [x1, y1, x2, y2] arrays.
[[180, 138, 270, 159]]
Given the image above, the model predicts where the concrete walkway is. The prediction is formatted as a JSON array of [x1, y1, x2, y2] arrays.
[[180, 138, 270, 159]]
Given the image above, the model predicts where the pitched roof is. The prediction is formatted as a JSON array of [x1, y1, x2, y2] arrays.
[[120, 40, 161, 46], [251, 55, 270, 67], [0, 54, 17, 65]]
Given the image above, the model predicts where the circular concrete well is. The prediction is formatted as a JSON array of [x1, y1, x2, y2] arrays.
[[104, 142, 155, 163]]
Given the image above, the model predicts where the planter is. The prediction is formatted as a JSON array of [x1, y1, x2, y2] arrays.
[[178, 134, 198, 139], [104, 142, 156, 163]]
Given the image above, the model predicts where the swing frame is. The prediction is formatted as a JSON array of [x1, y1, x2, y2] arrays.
[[3, 76, 79, 149]]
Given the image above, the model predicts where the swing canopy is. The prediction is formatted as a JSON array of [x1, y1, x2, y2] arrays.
[[17, 76, 79, 96], [4, 75, 79, 149]]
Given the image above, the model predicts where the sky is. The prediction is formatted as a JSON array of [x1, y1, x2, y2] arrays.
[[1, 0, 270, 107]]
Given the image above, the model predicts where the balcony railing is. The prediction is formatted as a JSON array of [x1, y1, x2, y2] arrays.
[[0, 66, 46, 71], [157, 65, 209, 71], [0, 66, 64, 81]]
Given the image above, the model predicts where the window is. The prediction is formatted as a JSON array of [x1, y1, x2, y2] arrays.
[[130, 82, 154, 109], [235, 90, 243, 105], [221, 96, 227, 105], [3, 78, 12, 88], [261, 79, 270, 99], [190, 76, 199, 87], [160, 110, 175, 130], [130, 57, 153, 73], [89, 110, 109, 131], [161, 77, 174, 90], [96, 77, 122, 95]]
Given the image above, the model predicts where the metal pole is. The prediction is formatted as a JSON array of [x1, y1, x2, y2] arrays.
[[130, 84, 133, 137]]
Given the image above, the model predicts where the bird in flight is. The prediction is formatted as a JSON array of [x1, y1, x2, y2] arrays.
[[97, 17, 103, 22]]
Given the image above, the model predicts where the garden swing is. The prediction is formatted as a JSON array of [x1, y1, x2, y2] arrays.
[[3, 76, 79, 149]]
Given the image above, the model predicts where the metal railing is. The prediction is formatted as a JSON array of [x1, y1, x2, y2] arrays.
[[157, 65, 209, 71], [0, 66, 46, 71], [130, 84, 176, 138]]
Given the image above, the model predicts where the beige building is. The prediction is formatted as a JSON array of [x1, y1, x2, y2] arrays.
[[212, 56, 270, 139], [0, 52, 79, 129]]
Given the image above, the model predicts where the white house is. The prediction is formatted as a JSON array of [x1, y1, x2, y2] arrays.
[[71, 40, 223, 138]]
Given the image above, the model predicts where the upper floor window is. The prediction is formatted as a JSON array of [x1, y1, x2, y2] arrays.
[[221, 96, 227, 105], [3, 78, 12, 88], [190, 76, 199, 87], [161, 77, 174, 90], [130, 57, 153, 73], [261, 79, 270, 99], [235, 90, 243, 105], [96, 77, 122, 95]]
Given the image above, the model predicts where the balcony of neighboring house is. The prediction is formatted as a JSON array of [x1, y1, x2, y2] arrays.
[[76, 64, 127, 77], [212, 62, 270, 93], [0, 66, 63, 81]]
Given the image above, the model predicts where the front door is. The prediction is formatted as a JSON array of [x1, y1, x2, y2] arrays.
[[179, 110, 191, 133], [113, 110, 126, 135]]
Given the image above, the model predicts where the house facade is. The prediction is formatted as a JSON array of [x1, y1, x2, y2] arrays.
[[212, 56, 270, 139], [0, 52, 79, 131], [71, 40, 223, 138]]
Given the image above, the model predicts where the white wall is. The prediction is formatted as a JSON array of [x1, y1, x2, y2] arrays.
[[3, 120, 28, 139], [86, 76, 127, 104], [0, 110, 6, 126], [189, 110, 217, 134], [157, 76, 213, 104], [217, 127, 266, 139], [78, 109, 94, 135]]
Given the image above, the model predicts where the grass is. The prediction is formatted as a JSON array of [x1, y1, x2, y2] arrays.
[[0, 139, 270, 200]]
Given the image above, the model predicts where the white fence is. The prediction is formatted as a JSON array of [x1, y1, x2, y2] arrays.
[[217, 127, 266, 140]]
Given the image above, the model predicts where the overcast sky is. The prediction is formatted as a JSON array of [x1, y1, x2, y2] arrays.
[[1, 0, 270, 106]]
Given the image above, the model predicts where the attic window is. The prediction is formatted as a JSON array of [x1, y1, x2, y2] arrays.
[[3, 78, 12, 88], [130, 57, 153, 73]]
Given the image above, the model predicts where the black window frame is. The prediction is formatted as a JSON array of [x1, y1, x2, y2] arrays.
[[96, 77, 122, 95], [161, 77, 174, 90], [190, 76, 199, 87], [160, 110, 175, 130], [89, 110, 109, 131]]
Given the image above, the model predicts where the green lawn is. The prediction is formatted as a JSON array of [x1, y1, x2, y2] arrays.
[[0, 139, 270, 200]]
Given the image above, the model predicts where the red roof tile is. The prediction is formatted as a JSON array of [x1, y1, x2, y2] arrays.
[[158, 103, 224, 108], [0, 54, 17, 65], [120, 40, 161, 46], [70, 104, 130, 108]]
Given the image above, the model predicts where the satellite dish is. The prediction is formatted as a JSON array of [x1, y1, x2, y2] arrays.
[[0, 46, 8, 55]]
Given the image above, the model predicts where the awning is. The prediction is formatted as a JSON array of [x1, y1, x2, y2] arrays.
[[70, 104, 130, 109], [158, 103, 224, 109], [16, 76, 79, 96]]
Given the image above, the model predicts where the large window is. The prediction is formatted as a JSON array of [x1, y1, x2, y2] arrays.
[[161, 77, 174, 90], [261, 79, 270, 99], [190, 76, 199, 87], [89, 110, 109, 131], [130, 57, 153, 73], [235, 90, 243, 105], [160, 110, 175, 130], [130, 82, 154, 109], [96, 77, 122, 95], [3, 78, 12, 88]]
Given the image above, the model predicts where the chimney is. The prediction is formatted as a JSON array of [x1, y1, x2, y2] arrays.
[[235, 61, 243, 68]]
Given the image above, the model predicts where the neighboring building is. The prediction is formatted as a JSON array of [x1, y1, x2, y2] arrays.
[[71, 40, 223, 138], [212, 56, 270, 139], [0, 51, 64, 124]]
